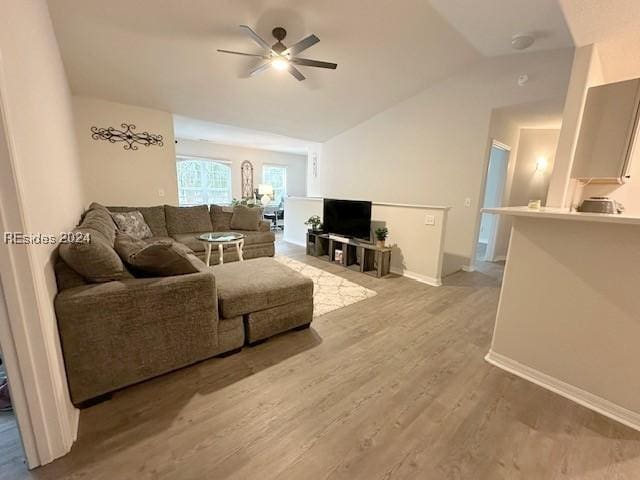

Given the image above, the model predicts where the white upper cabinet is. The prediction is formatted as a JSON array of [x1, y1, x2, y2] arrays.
[[572, 78, 640, 182]]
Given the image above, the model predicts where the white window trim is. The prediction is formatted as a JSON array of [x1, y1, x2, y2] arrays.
[[176, 155, 233, 206], [176, 154, 231, 165]]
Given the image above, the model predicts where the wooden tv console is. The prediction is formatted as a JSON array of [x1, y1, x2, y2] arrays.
[[305, 232, 391, 278]]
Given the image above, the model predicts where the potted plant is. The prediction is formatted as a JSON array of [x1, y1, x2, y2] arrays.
[[375, 227, 388, 248], [232, 197, 260, 208], [304, 215, 322, 232]]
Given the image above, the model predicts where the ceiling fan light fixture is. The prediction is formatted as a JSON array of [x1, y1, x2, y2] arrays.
[[271, 57, 289, 71], [218, 25, 336, 81]]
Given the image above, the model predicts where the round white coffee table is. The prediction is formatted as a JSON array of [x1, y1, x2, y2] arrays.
[[198, 232, 245, 266]]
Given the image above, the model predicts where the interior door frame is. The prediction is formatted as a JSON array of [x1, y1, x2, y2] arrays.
[[483, 141, 510, 261], [469, 139, 511, 268], [0, 50, 77, 469], [0, 88, 39, 469]]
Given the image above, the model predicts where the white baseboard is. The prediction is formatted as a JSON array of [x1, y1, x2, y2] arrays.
[[390, 267, 441, 287], [492, 255, 507, 262], [485, 350, 640, 432], [282, 236, 306, 247], [461, 264, 476, 272]]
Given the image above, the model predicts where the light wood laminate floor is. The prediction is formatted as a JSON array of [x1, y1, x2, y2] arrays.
[[0, 362, 24, 478], [5, 239, 640, 479]]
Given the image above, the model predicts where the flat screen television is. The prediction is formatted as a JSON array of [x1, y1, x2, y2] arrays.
[[323, 198, 372, 242]]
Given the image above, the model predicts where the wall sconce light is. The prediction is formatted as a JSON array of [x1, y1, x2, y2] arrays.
[[535, 156, 548, 173]]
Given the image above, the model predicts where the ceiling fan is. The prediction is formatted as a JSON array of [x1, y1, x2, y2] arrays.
[[217, 25, 337, 81]]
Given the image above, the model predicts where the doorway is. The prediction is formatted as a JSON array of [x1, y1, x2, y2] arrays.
[[0, 280, 26, 475], [477, 141, 510, 262], [0, 61, 38, 469]]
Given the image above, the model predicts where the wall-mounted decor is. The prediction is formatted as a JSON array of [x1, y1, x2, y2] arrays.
[[312, 152, 318, 178], [90, 123, 164, 151], [241, 160, 254, 198]]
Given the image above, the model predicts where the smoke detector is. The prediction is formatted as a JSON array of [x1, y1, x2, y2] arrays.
[[511, 33, 535, 50], [518, 74, 529, 86]]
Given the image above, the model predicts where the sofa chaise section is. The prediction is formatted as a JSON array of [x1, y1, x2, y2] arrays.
[[212, 258, 314, 345], [55, 270, 240, 405]]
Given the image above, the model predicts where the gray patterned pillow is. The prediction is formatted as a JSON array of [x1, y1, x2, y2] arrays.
[[111, 211, 153, 239]]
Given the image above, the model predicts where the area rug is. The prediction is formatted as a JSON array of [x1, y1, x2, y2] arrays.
[[275, 256, 377, 318]]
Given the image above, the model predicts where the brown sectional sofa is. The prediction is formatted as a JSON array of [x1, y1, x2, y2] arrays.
[[107, 204, 275, 264], [54, 203, 313, 406]]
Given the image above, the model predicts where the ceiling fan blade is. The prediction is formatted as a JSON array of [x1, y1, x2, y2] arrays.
[[288, 64, 306, 81], [239, 25, 272, 51], [217, 49, 269, 59], [291, 58, 337, 69], [282, 34, 320, 56], [249, 62, 272, 77]]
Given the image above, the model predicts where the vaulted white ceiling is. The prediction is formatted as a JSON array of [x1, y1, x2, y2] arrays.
[[493, 98, 566, 131], [48, 0, 482, 142], [429, 0, 573, 56], [173, 115, 316, 155], [559, 0, 640, 81], [48, 0, 577, 142]]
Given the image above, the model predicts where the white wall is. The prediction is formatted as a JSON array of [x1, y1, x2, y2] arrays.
[[487, 113, 522, 260], [176, 139, 307, 202], [0, 0, 85, 464], [547, 45, 604, 207], [509, 129, 560, 207], [487, 127, 560, 261], [285, 197, 449, 286], [310, 48, 574, 271], [73, 96, 178, 206], [488, 214, 640, 430]]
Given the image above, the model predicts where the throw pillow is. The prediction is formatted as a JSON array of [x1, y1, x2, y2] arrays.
[[58, 228, 127, 283], [111, 211, 153, 239], [114, 232, 201, 276], [108, 205, 168, 237], [210, 204, 233, 231], [164, 205, 213, 234], [81, 203, 118, 246], [113, 231, 147, 259], [230, 205, 263, 231]]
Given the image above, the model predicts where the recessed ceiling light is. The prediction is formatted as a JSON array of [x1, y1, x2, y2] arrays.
[[511, 33, 535, 50]]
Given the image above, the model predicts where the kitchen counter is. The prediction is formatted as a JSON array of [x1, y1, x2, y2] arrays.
[[483, 206, 640, 225], [485, 206, 640, 431]]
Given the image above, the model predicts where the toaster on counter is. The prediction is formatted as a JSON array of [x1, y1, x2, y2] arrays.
[[577, 196, 625, 214]]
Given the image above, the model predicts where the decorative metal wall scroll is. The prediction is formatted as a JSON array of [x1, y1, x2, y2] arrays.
[[241, 160, 254, 198], [90, 123, 164, 151]]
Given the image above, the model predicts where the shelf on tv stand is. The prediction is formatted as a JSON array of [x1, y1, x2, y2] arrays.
[[306, 231, 391, 278]]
